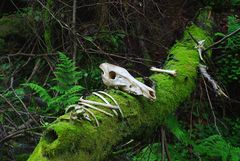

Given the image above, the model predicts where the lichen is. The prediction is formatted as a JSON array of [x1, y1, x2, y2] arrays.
[[28, 8, 213, 161]]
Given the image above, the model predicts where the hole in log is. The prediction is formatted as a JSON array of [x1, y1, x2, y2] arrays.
[[44, 129, 58, 143]]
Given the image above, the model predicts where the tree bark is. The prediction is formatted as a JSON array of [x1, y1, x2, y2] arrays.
[[28, 7, 213, 161]]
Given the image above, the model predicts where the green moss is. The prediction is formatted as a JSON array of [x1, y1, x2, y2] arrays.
[[28, 8, 213, 161]]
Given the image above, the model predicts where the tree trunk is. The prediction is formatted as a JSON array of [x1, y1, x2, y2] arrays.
[[28, 7, 213, 161]]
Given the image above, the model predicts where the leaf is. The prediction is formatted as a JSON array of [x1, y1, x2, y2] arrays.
[[83, 35, 94, 42], [23, 83, 51, 103], [215, 32, 225, 37]]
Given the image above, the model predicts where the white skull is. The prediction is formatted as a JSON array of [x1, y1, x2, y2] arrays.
[[99, 63, 156, 100]]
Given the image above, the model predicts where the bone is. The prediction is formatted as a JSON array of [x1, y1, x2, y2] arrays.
[[92, 92, 119, 116], [99, 63, 156, 100], [79, 102, 114, 117], [80, 106, 99, 126], [98, 91, 124, 118], [195, 40, 205, 62], [79, 96, 119, 109], [66, 104, 99, 126], [199, 64, 228, 98], [150, 67, 177, 76]]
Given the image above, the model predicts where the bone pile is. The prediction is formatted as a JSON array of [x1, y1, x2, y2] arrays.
[[65, 91, 123, 127]]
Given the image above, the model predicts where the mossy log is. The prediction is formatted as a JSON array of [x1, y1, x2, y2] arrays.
[[28, 8, 213, 161]]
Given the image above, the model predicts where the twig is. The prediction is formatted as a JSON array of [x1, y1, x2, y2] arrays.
[[199, 64, 228, 97], [0, 126, 43, 144], [27, 59, 41, 83], [188, 31, 199, 45], [10, 77, 40, 126], [204, 27, 240, 52], [0, 94, 26, 124], [72, 0, 77, 63], [161, 127, 165, 161], [202, 77, 221, 135], [163, 128, 171, 161], [3, 52, 59, 57]]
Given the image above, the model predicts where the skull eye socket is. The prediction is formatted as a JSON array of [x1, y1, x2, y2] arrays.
[[109, 71, 116, 79]]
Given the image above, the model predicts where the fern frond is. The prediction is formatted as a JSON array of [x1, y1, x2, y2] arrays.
[[48, 85, 83, 111], [23, 83, 51, 103], [230, 147, 240, 161], [166, 115, 191, 145], [194, 135, 232, 161], [53, 52, 82, 92]]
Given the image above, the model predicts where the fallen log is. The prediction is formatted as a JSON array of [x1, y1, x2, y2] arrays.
[[28, 7, 213, 161]]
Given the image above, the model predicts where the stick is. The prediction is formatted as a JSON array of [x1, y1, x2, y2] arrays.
[[72, 0, 77, 63], [161, 127, 165, 161], [199, 64, 228, 97], [204, 27, 240, 52]]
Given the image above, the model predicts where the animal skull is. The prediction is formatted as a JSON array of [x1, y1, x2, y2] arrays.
[[99, 63, 156, 100]]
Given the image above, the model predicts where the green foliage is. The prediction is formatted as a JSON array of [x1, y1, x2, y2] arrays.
[[165, 115, 190, 145], [16, 7, 43, 22], [24, 52, 84, 112], [133, 143, 162, 161], [231, 0, 240, 6], [133, 115, 240, 161], [226, 15, 240, 51], [52, 53, 82, 93], [203, 0, 240, 7], [83, 29, 126, 52], [224, 118, 240, 147], [80, 67, 103, 91], [194, 135, 240, 161], [26, 83, 51, 103], [216, 15, 240, 84]]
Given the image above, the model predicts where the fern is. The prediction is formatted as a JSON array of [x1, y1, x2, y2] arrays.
[[166, 116, 240, 161], [133, 116, 240, 161], [165, 115, 191, 145], [226, 15, 240, 51], [216, 15, 240, 84], [24, 52, 84, 112], [52, 52, 82, 93], [48, 86, 82, 111], [23, 83, 51, 103], [194, 135, 240, 161]]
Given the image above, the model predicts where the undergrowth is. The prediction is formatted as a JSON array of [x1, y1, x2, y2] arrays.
[[215, 15, 240, 85], [23, 52, 84, 113], [132, 115, 240, 161]]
